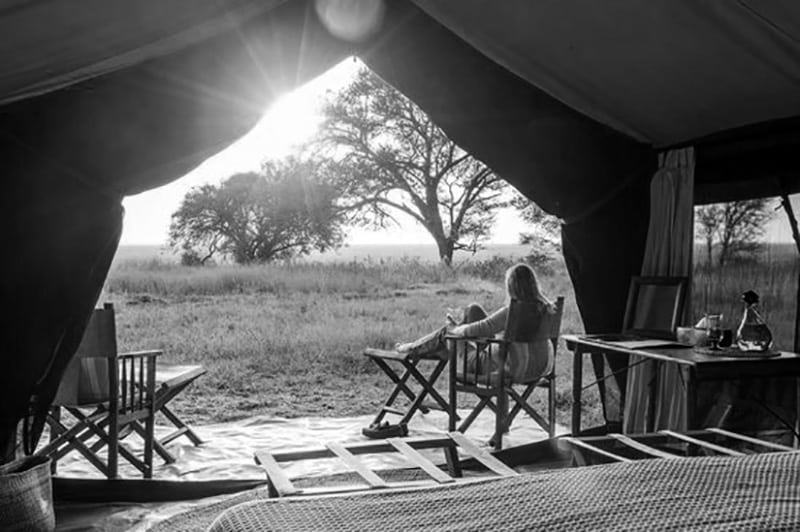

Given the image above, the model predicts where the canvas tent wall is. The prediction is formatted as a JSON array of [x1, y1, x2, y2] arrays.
[[1, 0, 799, 459]]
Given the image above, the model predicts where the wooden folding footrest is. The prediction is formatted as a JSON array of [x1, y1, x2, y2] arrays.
[[559, 428, 797, 467], [254, 432, 517, 498]]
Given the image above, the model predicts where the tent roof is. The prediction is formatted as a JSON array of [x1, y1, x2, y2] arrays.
[[415, 1, 800, 147], [0, 0, 276, 106], [3, 1, 798, 149]]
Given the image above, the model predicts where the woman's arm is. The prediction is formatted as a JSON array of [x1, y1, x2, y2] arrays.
[[450, 306, 507, 338]]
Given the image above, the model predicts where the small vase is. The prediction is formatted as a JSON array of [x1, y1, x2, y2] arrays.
[[736, 290, 773, 352]]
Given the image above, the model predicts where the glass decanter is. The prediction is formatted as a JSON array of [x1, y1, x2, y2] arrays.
[[736, 290, 773, 352]]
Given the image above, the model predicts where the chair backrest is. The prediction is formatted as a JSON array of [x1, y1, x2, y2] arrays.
[[53, 303, 117, 406], [72, 303, 117, 359], [505, 297, 565, 344], [622, 276, 688, 339]]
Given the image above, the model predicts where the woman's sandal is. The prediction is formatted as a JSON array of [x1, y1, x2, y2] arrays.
[[362, 421, 408, 439]]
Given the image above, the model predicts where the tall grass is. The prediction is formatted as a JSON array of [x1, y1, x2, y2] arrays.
[[104, 254, 591, 427], [107, 258, 464, 297], [693, 254, 798, 349]]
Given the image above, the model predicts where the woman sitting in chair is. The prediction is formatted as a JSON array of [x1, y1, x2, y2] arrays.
[[397, 263, 556, 383]]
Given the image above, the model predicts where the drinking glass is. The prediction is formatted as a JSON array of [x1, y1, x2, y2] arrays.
[[705, 313, 723, 350]]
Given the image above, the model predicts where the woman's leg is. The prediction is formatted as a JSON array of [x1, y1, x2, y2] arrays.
[[459, 303, 488, 373], [396, 325, 449, 354], [461, 303, 488, 324], [397, 303, 488, 355]]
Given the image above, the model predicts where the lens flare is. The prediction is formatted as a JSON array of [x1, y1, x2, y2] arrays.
[[315, 0, 385, 42]]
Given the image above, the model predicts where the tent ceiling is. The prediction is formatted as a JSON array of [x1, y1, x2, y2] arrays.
[[413, 0, 800, 147], [0, 0, 280, 106], [3, 1, 798, 150]]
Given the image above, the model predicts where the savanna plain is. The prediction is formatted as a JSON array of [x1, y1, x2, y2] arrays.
[[104, 244, 798, 433]]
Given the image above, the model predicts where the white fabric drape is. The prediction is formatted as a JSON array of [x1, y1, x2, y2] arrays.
[[623, 147, 694, 433]]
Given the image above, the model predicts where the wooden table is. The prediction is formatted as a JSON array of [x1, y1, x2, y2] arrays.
[[564, 334, 800, 438]]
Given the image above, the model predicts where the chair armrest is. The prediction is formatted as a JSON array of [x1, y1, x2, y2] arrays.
[[445, 334, 504, 344], [157, 364, 206, 389], [118, 349, 162, 360]]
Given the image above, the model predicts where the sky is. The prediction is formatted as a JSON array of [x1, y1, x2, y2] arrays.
[[120, 58, 798, 248]]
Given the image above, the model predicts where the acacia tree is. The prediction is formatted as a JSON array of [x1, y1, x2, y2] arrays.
[[695, 199, 774, 266], [169, 158, 344, 265], [313, 68, 507, 265]]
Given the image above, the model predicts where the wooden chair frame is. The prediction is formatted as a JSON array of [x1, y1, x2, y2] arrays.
[[37, 304, 160, 478], [116, 364, 207, 465], [447, 297, 564, 450]]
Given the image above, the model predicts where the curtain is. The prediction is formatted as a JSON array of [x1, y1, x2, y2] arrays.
[[623, 147, 694, 433]]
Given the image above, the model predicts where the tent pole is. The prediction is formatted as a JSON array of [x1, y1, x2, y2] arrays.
[[779, 194, 800, 353]]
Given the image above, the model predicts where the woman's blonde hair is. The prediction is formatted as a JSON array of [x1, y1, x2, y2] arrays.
[[505, 263, 550, 305]]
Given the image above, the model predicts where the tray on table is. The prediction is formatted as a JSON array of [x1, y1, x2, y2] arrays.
[[693, 346, 781, 358]]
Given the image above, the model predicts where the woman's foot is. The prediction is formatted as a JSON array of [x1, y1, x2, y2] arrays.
[[395, 342, 412, 353], [362, 421, 409, 439]]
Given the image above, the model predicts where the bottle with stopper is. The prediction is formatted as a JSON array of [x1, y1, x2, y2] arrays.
[[736, 290, 773, 352]]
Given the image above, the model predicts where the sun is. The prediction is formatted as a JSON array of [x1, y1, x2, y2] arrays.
[[240, 92, 322, 162], [199, 57, 362, 172]]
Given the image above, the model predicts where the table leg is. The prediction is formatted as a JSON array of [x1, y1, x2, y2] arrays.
[[571, 346, 583, 436], [685, 367, 697, 431], [448, 349, 457, 432], [646, 360, 659, 431], [795, 378, 800, 449]]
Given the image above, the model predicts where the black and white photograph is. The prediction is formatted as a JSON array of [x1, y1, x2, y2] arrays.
[[2, 1, 800, 530]]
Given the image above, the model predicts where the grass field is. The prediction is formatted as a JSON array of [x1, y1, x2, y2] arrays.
[[103, 244, 798, 434]]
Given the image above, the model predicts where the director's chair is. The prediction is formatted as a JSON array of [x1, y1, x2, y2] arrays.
[[38, 303, 160, 478]]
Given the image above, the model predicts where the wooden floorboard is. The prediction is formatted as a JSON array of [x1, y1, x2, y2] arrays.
[[608, 433, 681, 460], [254, 451, 298, 496], [706, 428, 798, 452], [388, 438, 454, 484], [326, 442, 388, 488], [560, 436, 632, 463], [448, 432, 518, 476], [659, 430, 744, 456]]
